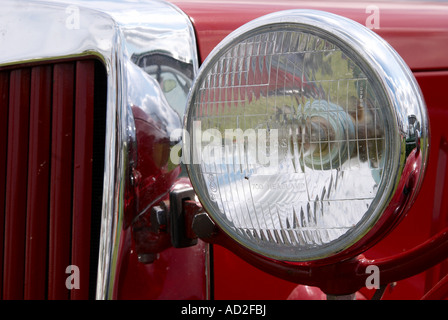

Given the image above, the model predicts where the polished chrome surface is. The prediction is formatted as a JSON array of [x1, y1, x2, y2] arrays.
[[0, 0, 199, 299], [184, 10, 428, 261]]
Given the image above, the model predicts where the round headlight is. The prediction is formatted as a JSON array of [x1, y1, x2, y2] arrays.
[[184, 10, 428, 261]]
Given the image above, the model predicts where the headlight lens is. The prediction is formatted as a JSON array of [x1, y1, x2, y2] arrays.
[[184, 10, 428, 261]]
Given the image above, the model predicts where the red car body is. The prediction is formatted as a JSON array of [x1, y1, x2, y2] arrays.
[[115, 0, 448, 300], [0, 0, 447, 301]]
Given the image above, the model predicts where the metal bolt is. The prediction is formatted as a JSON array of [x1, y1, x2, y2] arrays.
[[150, 205, 167, 232], [192, 212, 218, 240]]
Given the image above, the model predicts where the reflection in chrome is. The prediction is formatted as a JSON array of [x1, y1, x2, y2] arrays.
[[0, 0, 199, 299], [132, 51, 194, 119]]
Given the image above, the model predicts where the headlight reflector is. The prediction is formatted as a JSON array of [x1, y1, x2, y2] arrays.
[[184, 10, 428, 261]]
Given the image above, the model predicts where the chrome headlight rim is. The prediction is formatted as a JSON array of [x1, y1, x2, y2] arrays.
[[184, 9, 428, 262]]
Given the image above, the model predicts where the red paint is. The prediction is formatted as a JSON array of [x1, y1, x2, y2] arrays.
[[116, 176, 208, 299], [422, 273, 448, 300], [205, 217, 448, 296], [361, 229, 448, 287], [116, 228, 208, 300], [213, 246, 297, 300]]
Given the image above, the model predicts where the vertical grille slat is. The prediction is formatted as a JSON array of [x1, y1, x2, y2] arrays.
[[0, 70, 10, 300], [71, 60, 95, 300], [24, 65, 53, 299], [48, 63, 75, 300], [0, 59, 106, 300], [3, 68, 31, 300]]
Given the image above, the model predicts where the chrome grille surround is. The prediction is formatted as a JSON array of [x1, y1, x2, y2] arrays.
[[0, 0, 199, 299]]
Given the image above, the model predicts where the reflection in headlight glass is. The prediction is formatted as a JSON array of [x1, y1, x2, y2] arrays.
[[187, 27, 390, 260]]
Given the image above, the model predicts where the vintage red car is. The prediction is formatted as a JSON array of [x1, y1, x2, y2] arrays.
[[0, 0, 447, 303]]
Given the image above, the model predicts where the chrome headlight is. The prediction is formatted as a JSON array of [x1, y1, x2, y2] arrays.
[[184, 10, 428, 262]]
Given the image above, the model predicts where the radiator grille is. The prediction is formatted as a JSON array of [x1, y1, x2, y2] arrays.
[[0, 59, 106, 300]]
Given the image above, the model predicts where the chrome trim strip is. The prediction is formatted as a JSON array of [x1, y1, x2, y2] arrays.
[[0, 0, 199, 299]]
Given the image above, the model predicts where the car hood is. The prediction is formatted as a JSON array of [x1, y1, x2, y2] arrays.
[[171, 0, 448, 71]]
